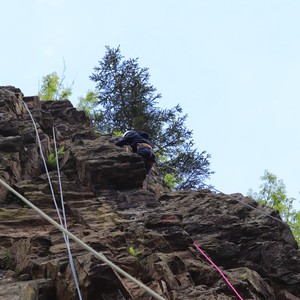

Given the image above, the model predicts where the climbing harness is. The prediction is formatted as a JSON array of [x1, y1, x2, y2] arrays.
[[137, 142, 153, 150]]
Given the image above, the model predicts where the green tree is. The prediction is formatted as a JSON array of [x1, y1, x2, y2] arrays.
[[289, 210, 300, 245], [248, 170, 289, 216], [77, 90, 106, 130], [39, 63, 73, 100], [90, 46, 161, 134], [89, 46, 213, 189], [248, 170, 300, 245], [77, 90, 99, 117]]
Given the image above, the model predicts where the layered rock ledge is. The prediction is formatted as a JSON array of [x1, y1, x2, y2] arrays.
[[0, 86, 299, 300]]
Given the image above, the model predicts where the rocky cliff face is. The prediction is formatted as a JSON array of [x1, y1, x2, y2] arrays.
[[0, 86, 299, 300]]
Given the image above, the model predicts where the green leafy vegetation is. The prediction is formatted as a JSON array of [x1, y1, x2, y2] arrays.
[[129, 246, 142, 257], [56, 147, 65, 155], [248, 170, 300, 245], [38, 62, 73, 101], [47, 153, 57, 169], [39, 47, 213, 189], [85, 46, 213, 189], [112, 130, 123, 138], [77, 90, 99, 117], [164, 173, 178, 190], [46, 147, 65, 170]]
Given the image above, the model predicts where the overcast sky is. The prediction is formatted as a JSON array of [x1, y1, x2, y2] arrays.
[[1, 0, 300, 209]]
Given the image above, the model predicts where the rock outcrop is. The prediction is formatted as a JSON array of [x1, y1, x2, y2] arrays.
[[0, 86, 299, 300]]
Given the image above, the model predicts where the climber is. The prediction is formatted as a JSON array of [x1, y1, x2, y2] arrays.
[[115, 130, 156, 173]]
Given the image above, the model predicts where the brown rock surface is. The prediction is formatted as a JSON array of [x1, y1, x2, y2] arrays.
[[0, 86, 299, 299]]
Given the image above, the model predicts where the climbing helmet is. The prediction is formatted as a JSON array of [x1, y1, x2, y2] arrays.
[[123, 130, 133, 137]]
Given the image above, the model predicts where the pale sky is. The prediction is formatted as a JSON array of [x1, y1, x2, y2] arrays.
[[1, 0, 300, 209]]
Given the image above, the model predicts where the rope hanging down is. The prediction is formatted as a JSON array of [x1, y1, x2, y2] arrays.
[[0, 179, 166, 300], [193, 243, 244, 300], [23, 100, 82, 299], [52, 126, 82, 300]]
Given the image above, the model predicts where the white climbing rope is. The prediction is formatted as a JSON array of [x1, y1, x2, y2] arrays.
[[52, 127, 82, 300], [0, 178, 166, 300], [23, 102, 64, 225], [22, 101, 82, 300]]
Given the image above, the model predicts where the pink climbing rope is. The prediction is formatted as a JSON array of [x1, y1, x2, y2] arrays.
[[193, 243, 244, 300]]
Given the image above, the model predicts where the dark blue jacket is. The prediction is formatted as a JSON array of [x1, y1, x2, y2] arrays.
[[115, 131, 153, 153]]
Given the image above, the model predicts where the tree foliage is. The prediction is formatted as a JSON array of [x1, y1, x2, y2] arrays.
[[77, 90, 99, 118], [248, 170, 300, 245], [89, 46, 213, 189], [90, 46, 161, 134], [38, 63, 73, 101]]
